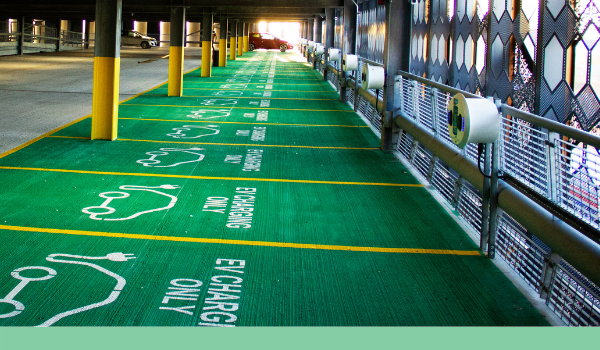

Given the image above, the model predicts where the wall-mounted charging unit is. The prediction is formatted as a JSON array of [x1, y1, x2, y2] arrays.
[[314, 43, 324, 56], [342, 53, 358, 72], [361, 64, 385, 89], [447, 93, 500, 148], [329, 48, 340, 62]]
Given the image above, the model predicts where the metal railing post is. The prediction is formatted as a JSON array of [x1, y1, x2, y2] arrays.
[[430, 87, 439, 136], [480, 142, 491, 253], [540, 252, 561, 300], [452, 177, 465, 211], [427, 156, 439, 184], [547, 131, 560, 203]]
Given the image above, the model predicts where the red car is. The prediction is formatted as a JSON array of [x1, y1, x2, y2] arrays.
[[249, 32, 293, 52]]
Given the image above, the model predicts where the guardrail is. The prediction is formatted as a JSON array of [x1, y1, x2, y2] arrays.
[[322, 54, 600, 326]]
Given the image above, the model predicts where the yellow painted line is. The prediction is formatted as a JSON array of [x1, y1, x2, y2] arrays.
[[0, 166, 423, 187], [122, 103, 355, 113], [48, 136, 378, 150], [177, 88, 337, 93], [0, 114, 92, 159], [119, 117, 369, 128], [0, 224, 481, 256], [210, 75, 322, 80], [142, 94, 339, 101], [183, 82, 328, 86]]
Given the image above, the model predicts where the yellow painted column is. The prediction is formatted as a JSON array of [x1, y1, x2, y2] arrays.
[[201, 42, 212, 77], [230, 20, 237, 61], [219, 39, 227, 66], [168, 7, 185, 96], [219, 17, 227, 67], [243, 22, 249, 52], [91, 0, 122, 141], [168, 45, 184, 95], [200, 12, 213, 77], [237, 21, 243, 57]]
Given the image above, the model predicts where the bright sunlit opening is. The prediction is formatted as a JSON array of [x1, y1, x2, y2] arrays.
[[256, 21, 300, 45]]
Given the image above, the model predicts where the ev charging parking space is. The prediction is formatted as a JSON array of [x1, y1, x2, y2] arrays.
[[49, 117, 378, 148], [0, 50, 550, 326]]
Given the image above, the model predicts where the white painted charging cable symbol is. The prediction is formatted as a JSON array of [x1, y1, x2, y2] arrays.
[[0, 252, 135, 326], [0, 266, 57, 319], [137, 148, 205, 168], [166, 125, 220, 139], [82, 185, 180, 221]]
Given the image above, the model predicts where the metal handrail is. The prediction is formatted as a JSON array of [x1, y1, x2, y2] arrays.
[[397, 70, 600, 150]]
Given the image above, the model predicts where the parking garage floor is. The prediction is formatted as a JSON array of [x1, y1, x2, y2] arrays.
[[0, 50, 551, 326]]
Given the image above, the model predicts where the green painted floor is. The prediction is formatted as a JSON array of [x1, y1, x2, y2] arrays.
[[0, 51, 550, 326]]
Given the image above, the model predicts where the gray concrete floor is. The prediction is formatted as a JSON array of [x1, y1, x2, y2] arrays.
[[0, 46, 202, 154]]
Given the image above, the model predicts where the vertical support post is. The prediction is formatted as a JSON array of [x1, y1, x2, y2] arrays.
[[341, 0, 356, 104], [324, 8, 335, 82], [91, 0, 122, 141], [201, 12, 213, 77], [452, 177, 465, 211], [55, 18, 62, 52], [84, 19, 90, 49], [237, 21, 243, 57], [547, 131, 560, 203], [243, 22, 249, 52], [19, 16, 25, 55], [382, 0, 412, 151], [168, 6, 185, 97], [308, 18, 314, 41], [488, 138, 500, 259], [480, 143, 491, 252], [219, 17, 228, 67], [315, 17, 323, 69], [229, 20, 237, 60], [540, 253, 561, 300]]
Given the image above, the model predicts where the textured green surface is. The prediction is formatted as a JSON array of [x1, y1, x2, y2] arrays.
[[0, 51, 550, 326]]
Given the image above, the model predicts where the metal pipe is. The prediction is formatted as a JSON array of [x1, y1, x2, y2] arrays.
[[394, 112, 600, 288], [348, 78, 385, 114], [360, 57, 384, 67]]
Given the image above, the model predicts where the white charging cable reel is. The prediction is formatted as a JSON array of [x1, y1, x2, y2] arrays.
[[329, 48, 340, 63], [342, 53, 358, 72], [446, 94, 501, 149], [314, 44, 324, 56]]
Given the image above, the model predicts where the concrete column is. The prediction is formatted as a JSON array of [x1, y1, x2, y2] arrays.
[[381, 0, 412, 150], [307, 18, 314, 41], [168, 7, 185, 97], [122, 17, 134, 35], [219, 17, 228, 66], [229, 20, 237, 60], [243, 22, 249, 53], [146, 21, 160, 37], [91, 0, 122, 141], [18, 16, 25, 55], [84, 19, 90, 49], [343, 0, 356, 55], [237, 21, 243, 57], [324, 8, 335, 81], [201, 13, 213, 77], [315, 17, 322, 44], [340, 0, 357, 104]]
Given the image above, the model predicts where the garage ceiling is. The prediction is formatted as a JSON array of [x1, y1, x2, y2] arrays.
[[0, 0, 344, 22]]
